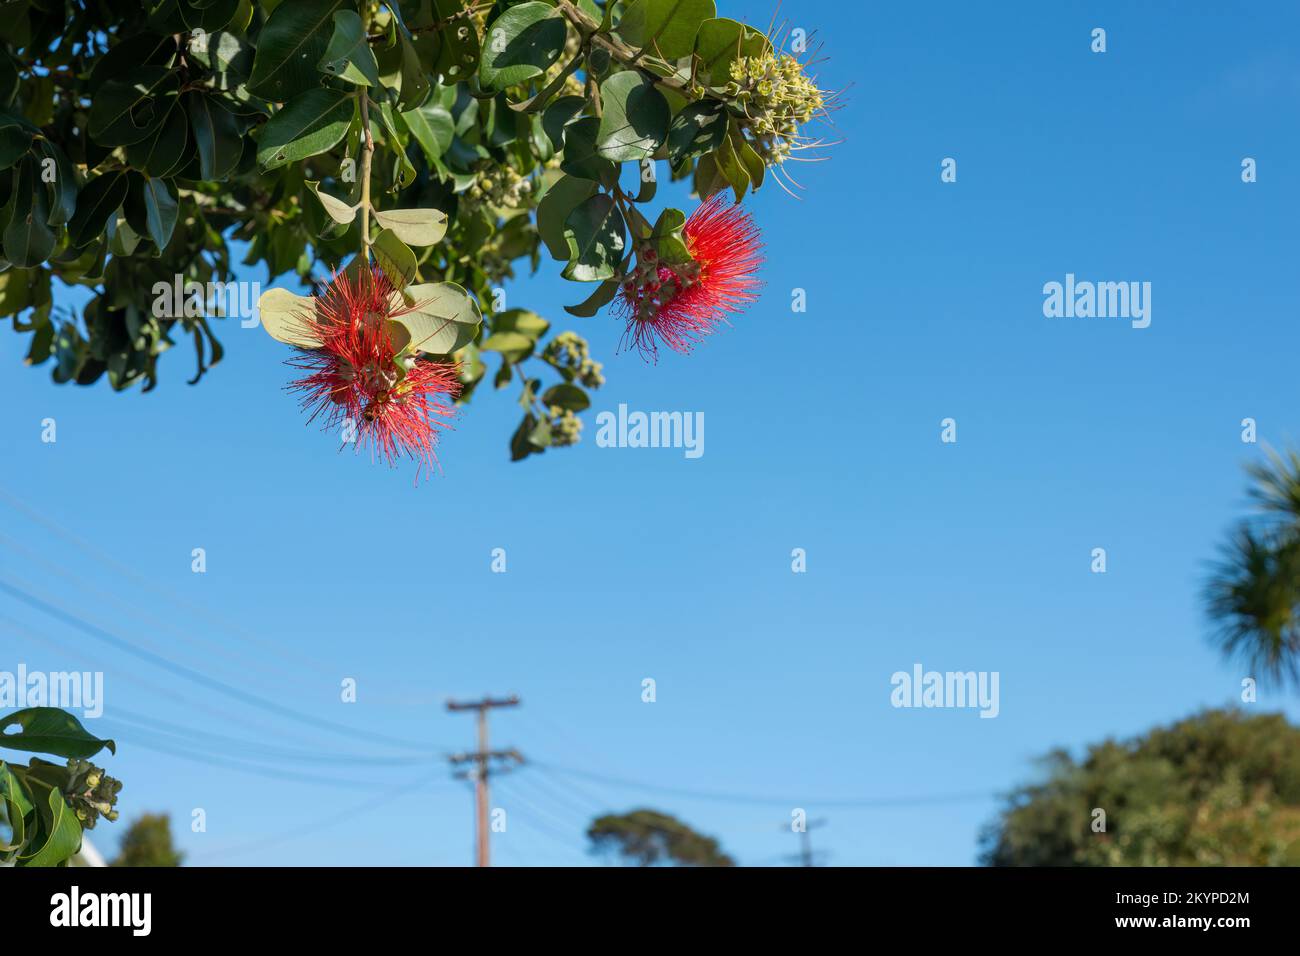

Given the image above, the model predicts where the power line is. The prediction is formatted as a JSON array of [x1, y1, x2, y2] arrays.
[[94, 721, 427, 790], [533, 761, 997, 808], [499, 774, 590, 833], [0, 485, 446, 706], [0, 530, 299, 690], [0, 613, 415, 753], [493, 776, 591, 866], [0, 576, 438, 753], [189, 771, 445, 863], [106, 708, 438, 766], [0, 486, 344, 680], [514, 766, 608, 820]]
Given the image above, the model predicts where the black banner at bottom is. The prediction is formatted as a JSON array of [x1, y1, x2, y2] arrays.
[[4, 865, 1283, 940]]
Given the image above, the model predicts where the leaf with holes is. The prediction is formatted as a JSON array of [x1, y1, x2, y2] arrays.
[[317, 10, 381, 87], [247, 0, 347, 101], [479, 2, 568, 91], [257, 88, 354, 170], [0, 708, 115, 759]]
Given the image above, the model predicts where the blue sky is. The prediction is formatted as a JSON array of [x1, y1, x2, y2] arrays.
[[3, 0, 1300, 866]]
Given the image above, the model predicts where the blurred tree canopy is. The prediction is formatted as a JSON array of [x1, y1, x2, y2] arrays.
[[111, 811, 184, 866], [980, 708, 1300, 866], [587, 807, 734, 866]]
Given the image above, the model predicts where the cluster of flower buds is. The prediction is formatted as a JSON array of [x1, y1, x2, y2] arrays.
[[621, 246, 703, 323], [547, 406, 583, 446], [726, 51, 826, 167], [542, 330, 605, 388], [463, 163, 533, 211], [62, 757, 122, 830]]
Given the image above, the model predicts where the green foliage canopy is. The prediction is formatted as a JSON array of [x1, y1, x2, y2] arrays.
[[111, 811, 184, 866], [0, 0, 831, 459], [980, 709, 1300, 866], [586, 807, 735, 866]]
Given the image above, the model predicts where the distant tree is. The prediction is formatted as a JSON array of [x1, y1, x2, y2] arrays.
[[587, 808, 734, 867], [1205, 449, 1300, 690], [980, 709, 1300, 866], [111, 812, 183, 867]]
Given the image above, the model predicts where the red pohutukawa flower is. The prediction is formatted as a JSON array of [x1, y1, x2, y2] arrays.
[[286, 265, 460, 476], [617, 193, 764, 361]]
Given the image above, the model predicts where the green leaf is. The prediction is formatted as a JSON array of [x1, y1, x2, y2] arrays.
[[318, 10, 381, 87], [0, 124, 32, 169], [372, 207, 448, 246], [0, 761, 33, 854], [617, 0, 716, 60], [126, 98, 193, 178], [187, 91, 244, 179], [561, 193, 626, 282], [596, 71, 670, 162], [667, 99, 728, 166], [379, 29, 432, 110], [478, 1, 568, 91], [179, 0, 240, 32], [142, 177, 178, 249], [695, 18, 771, 85], [87, 66, 179, 146], [370, 228, 417, 286], [34, 139, 77, 225], [559, 116, 616, 183], [713, 132, 749, 202], [87, 33, 177, 92], [257, 88, 354, 169], [393, 281, 482, 354], [491, 308, 550, 342], [510, 412, 543, 460], [188, 28, 254, 76], [541, 94, 585, 151], [306, 180, 358, 224], [0, 708, 116, 759], [537, 174, 596, 260], [481, 331, 535, 362], [563, 278, 620, 317], [3, 157, 56, 268], [255, 287, 323, 347], [247, 0, 347, 101], [431, 0, 481, 81], [542, 382, 590, 411], [528, 415, 553, 447], [17, 786, 82, 867], [692, 150, 729, 200], [648, 206, 691, 263], [734, 131, 765, 192], [66, 171, 128, 248], [107, 211, 142, 257], [399, 104, 454, 164]]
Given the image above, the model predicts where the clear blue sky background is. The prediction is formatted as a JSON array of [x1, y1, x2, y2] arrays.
[[3, 1, 1300, 866]]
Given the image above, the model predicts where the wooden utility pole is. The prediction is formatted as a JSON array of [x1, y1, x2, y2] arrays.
[[447, 694, 522, 867], [788, 817, 828, 867]]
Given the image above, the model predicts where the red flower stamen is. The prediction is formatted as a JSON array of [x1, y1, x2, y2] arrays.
[[617, 193, 764, 361], [286, 265, 460, 476]]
